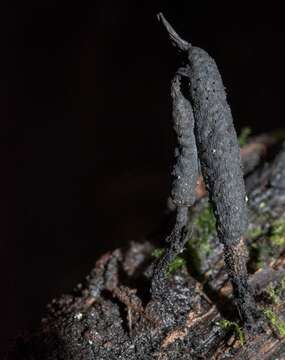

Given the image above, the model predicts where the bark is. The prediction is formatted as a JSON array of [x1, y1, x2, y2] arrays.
[[8, 134, 285, 359]]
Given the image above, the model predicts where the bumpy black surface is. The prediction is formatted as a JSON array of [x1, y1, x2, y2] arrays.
[[158, 12, 248, 246], [185, 46, 248, 246], [157, 13, 258, 326], [171, 73, 198, 207], [151, 71, 198, 294]]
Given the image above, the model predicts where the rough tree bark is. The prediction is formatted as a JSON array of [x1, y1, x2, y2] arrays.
[[8, 134, 285, 359]]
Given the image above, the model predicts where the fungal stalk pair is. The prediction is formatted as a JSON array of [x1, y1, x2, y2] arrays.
[[152, 13, 259, 327]]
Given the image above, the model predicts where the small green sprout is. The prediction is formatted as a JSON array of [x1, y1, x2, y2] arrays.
[[167, 256, 186, 274], [263, 308, 285, 337], [238, 127, 252, 147], [151, 248, 165, 258], [217, 319, 245, 346]]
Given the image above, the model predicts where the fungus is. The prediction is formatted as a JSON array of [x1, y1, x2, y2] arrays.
[[152, 13, 259, 328], [151, 72, 198, 294]]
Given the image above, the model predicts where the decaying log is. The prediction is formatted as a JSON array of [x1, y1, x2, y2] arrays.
[[8, 135, 285, 359]]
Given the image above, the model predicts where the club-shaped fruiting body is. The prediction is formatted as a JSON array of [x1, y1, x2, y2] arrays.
[[171, 73, 199, 207], [186, 46, 248, 246], [151, 74, 195, 301], [156, 13, 258, 326], [158, 12, 248, 246]]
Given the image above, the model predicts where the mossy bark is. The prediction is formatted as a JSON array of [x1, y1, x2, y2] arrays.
[[8, 134, 285, 360]]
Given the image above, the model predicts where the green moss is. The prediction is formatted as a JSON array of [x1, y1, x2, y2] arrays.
[[217, 319, 245, 346], [248, 215, 285, 270], [238, 127, 252, 147], [269, 217, 285, 248], [266, 283, 281, 305], [151, 248, 186, 275], [248, 241, 268, 270], [280, 277, 285, 292], [151, 248, 165, 258], [246, 225, 263, 240], [187, 204, 216, 274], [265, 277, 285, 304], [167, 256, 186, 274], [192, 205, 217, 242], [263, 308, 285, 337]]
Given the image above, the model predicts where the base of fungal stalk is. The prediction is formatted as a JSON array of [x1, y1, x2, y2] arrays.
[[224, 237, 260, 327]]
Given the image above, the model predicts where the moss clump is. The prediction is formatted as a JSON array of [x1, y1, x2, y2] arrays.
[[263, 308, 285, 337], [187, 204, 216, 274], [279, 277, 285, 293], [167, 256, 186, 275], [246, 225, 263, 240], [248, 242, 271, 271], [192, 205, 216, 243], [247, 220, 267, 270], [238, 127, 252, 147], [151, 248, 165, 258], [151, 248, 186, 275], [248, 215, 285, 271], [269, 217, 285, 248], [217, 319, 245, 346], [265, 277, 285, 305], [266, 283, 281, 305]]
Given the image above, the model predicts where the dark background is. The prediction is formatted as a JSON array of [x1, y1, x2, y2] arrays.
[[1, 1, 285, 354]]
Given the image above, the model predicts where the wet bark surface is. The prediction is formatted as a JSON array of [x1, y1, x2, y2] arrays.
[[8, 134, 285, 359]]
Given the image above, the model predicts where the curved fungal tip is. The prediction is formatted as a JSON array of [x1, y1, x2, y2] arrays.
[[157, 12, 163, 21], [156, 12, 191, 51]]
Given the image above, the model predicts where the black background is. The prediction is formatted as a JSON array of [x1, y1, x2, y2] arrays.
[[1, 1, 285, 354]]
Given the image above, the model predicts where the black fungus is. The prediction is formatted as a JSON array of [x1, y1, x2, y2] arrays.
[[185, 46, 248, 245], [157, 13, 259, 326], [151, 74, 196, 300], [171, 73, 199, 207]]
